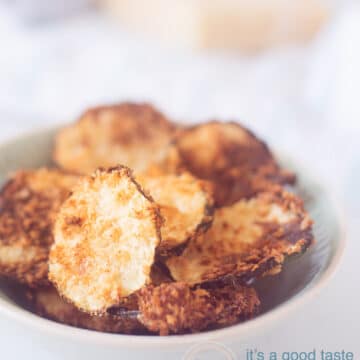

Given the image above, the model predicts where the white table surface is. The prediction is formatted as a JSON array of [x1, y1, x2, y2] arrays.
[[0, 3, 359, 358]]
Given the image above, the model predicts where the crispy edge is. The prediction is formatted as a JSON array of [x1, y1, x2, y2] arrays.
[[106, 166, 164, 249], [78, 102, 175, 133], [105, 165, 164, 245]]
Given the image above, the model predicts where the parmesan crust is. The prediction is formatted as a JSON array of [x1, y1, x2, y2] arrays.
[[54, 103, 176, 174], [49, 166, 163, 314], [0, 169, 80, 287], [138, 282, 260, 335], [138, 172, 214, 257]]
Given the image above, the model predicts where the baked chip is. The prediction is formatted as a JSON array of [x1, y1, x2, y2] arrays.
[[138, 172, 214, 257], [54, 103, 176, 174], [166, 189, 313, 286], [49, 166, 163, 314], [28, 287, 146, 334], [0, 169, 80, 287], [137, 282, 260, 335], [168, 121, 295, 206]]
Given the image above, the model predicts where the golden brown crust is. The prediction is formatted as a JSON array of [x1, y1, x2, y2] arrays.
[[0, 169, 80, 287], [49, 166, 163, 314], [166, 189, 314, 287], [54, 102, 177, 174], [137, 171, 214, 257], [137, 282, 260, 335], [166, 121, 295, 207], [28, 287, 147, 334]]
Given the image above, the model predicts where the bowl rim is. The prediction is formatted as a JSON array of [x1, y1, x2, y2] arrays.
[[0, 125, 347, 348]]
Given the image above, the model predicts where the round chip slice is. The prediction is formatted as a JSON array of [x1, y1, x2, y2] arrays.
[[137, 282, 260, 335], [49, 166, 163, 314], [54, 103, 177, 174], [168, 121, 295, 207], [0, 168, 80, 287], [166, 189, 314, 287], [138, 172, 214, 257], [28, 287, 146, 334]]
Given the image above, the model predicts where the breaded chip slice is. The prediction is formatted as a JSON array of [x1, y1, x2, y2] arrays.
[[138, 172, 214, 257], [0, 169, 80, 287], [167, 121, 295, 206], [137, 282, 260, 335], [28, 287, 146, 334], [49, 166, 163, 314], [166, 189, 313, 286], [54, 103, 176, 174]]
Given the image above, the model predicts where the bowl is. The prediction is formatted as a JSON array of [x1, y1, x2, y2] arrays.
[[0, 127, 346, 359]]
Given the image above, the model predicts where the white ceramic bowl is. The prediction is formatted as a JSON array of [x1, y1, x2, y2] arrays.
[[0, 128, 346, 359]]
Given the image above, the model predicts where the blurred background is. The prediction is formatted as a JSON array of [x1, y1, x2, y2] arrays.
[[0, 0, 359, 356], [0, 0, 359, 203]]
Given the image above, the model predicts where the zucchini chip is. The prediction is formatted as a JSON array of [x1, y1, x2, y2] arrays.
[[166, 189, 313, 286], [28, 287, 146, 334], [49, 166, 163, 314], [138, 172, 214, 257], [168, 121, 295, 206], [137, 282, 260, 335], [54, 103, 176, 174], [0, 169, 80, 287]]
